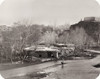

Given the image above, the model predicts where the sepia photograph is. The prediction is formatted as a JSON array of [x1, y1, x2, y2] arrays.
[[0, 0, 100, 79]]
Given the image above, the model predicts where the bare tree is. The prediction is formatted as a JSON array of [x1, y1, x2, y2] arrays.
[[70, 27, 88, 48], [39, 31, 58, 46]]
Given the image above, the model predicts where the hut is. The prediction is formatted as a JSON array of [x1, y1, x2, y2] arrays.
[[54, 43, 75, 55], [24, 45, 60, 58]]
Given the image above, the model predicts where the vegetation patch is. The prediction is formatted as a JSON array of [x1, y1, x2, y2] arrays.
[[27, 72, 48, 78], [60, 50, 98, 60]]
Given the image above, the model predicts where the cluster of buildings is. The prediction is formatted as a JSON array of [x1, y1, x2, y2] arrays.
[[24, 43, 75, 59]]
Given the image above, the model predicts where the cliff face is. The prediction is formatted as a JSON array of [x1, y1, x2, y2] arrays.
[[70, 21, 100, 43]]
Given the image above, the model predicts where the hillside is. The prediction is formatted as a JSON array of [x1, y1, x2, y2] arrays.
[[70, 21, 100, 44]]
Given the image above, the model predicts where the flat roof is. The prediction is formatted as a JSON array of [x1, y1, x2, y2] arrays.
[[36, 47, 59, 52], [54, 43, 75, 47], [24, 45, 59, 52], [24, 46, 36, 51]]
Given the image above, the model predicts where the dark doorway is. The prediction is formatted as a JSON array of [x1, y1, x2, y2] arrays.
[[47, 52, 53, 58], [39, 54, 42, 57]]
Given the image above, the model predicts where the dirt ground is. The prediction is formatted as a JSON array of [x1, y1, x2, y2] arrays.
[[42, 56, 100, 79], [5, 55, 100, 79]]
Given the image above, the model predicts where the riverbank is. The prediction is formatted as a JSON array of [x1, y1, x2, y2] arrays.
[[7, 55, 100, 79]]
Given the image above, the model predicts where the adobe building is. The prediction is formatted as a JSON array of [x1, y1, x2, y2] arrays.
[[24, 45, 60, 58]]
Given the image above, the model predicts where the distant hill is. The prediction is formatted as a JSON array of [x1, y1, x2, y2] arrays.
[[57, 17, 100, 47], [70, 21, 100, 43]]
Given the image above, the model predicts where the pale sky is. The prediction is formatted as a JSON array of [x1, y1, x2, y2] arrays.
[[0, 0, 100, 26]]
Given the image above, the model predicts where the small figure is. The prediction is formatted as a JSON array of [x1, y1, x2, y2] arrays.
[[61, 60, 64, 68]]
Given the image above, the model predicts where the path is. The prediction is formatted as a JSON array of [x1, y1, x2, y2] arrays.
[[43, 56, 100, 79], [0, 61, 62, 79]]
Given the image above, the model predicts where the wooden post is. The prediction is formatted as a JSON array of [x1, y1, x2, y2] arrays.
[[56, 52, 59, 58]]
